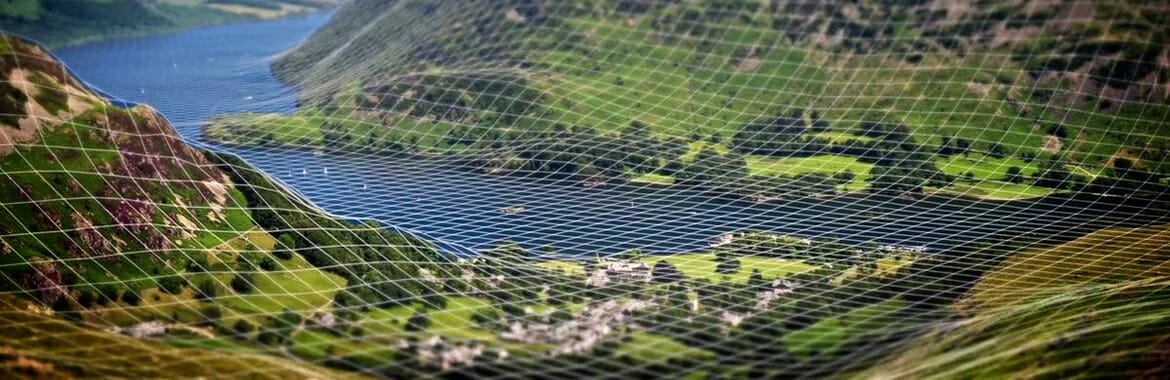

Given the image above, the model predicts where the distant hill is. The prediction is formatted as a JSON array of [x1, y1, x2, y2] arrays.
[[205, 0, 1170, 201], [0, 0, 338, 48]]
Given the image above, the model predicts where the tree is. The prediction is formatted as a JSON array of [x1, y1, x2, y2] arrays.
[[187, 255, 210, 273], [121, 288, 141, 306], [259, 257, 278, 271], [420, 284, 448, 310], [405, 311, 431, 332], [988, 143, 1008, 159], [95, 284, 120, 304], [938, 135, 955, 156], [231, 274, 255, 294], [1005, 166, 1024, 183], [955, 137, 972, 155], [200, 305, 223, 326], [158, 276, 185, 295], [715, 251, 741, 275], [76, 289, 96, 308], [233, 319, 255, 339], [257, 330, 282, 345], [747, 269, 768, 290], [651, 260, 684, 283], [196, 279, 220, 301], [274, 234, 297, 260]]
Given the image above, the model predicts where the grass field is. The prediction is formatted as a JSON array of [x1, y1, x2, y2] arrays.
[[937, 154, 1041, 182], [929, 182, 1056, 201], [539, 253, 814, 284], [642, 253, 815, 283], [745, 155, 873, 178], [616, 332, 714, 365], [629, 172, 675, 186]]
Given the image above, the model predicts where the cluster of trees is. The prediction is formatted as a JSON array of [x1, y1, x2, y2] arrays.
[[854, 122, 953, 194], [732, 109, 830, 156], [503, 121, 667, 179], [211, 153, 445, 315], [362, 73, 544, 126]]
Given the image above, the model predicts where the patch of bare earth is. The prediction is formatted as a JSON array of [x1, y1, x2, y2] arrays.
[[1042, 134, 1063, 154]]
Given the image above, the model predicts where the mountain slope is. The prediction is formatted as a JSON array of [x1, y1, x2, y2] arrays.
[[1, 33, 257, 305], [0, 0, 339, 48], [209, 0, 1170, 201], [0, 34, 444, 376], [0, 294, 364, 379]]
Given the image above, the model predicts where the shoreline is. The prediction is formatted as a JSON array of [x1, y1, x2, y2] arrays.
[[198, 131, 1070, 205]]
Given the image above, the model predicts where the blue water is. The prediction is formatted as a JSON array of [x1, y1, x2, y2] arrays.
[[50, 15, 1168, 256], [55, 13, 330, 133]]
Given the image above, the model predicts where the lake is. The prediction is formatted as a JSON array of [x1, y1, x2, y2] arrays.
[[53, 15, 1168, 256]]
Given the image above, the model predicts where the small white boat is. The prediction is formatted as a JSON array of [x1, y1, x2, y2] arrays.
[[499, 205, 525, 215], [301, 169, 307, 175], [323, 167, 329, 174]]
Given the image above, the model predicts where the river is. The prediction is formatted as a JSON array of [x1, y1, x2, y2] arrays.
[[52, 14, 1168, 256]]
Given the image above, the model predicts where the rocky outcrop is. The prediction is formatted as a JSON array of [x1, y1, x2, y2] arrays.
[[15, 259, 65, 306], [0, 35, 241, 288]]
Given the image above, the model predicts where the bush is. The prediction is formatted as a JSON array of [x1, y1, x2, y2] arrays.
[[651, 260, 685, 283], [1005, 166, 1024, 183], [200, 305, 223, 324], [76, 289, 96, 308], [274, 234, 297, 260], [233, 319, 255, 338], [121, 288, 141, 306], [187, 255, 210, 273], [196, 279, 220, 301], [470, 310, 497, 326], [714, 252, 741, 275], [499, 302, 526, 317], [257, 330, 283, 345], [421, 291, 447, 310], [158, 276, 185, 295], [230, 274, 255, 294], [259, 257, 278, 271], [405, 311, 431, 332], [95, 284, 120, 304]]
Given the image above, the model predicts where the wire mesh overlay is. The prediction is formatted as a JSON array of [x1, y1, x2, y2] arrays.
[[2, 0, 1170, 378]]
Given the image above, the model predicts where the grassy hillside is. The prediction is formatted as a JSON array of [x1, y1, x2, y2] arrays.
[[202, 0, 1170, 201], [0, 33, 443, 376], [0, 0, 338, 48], [856, 223, 1170, 379], [0, 295, 361, 379]]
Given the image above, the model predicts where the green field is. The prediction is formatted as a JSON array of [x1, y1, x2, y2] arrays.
[[541, 253, 815, 284]]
